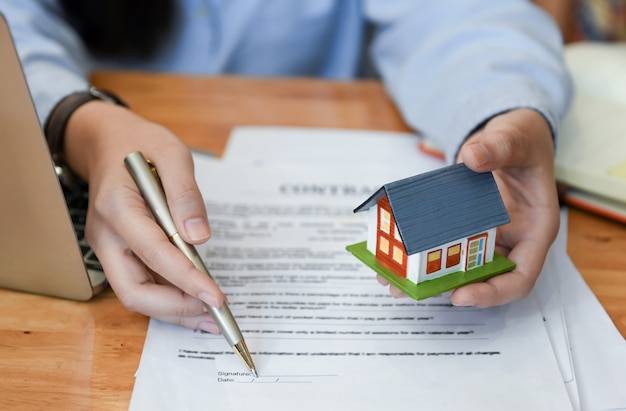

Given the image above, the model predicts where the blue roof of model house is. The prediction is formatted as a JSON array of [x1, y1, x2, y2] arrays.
[[353, 163, 510, 255]]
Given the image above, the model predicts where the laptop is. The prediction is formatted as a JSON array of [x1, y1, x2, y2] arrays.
[[555, 42, 626, 223], [0, 13, 107, 300]]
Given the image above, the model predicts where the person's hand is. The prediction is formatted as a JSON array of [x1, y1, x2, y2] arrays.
[[63, 101, 225, 332], [378, 108, 560, 308]]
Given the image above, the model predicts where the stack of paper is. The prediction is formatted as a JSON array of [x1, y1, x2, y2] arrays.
[[129, 127, 626, 411], [555, 43, 626, 223]]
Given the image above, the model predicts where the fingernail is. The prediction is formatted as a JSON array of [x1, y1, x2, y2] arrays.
[[198, 321, 220, 334], [452, 295, 475, 307], [184, 217, 211, 242], [469, 142, 491, 167], [199, 292, 223, 308]]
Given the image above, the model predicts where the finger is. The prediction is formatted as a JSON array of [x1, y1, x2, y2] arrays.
[[94, 232, 219, 332], [460, 126, 526, 173], [450, 236, 549, 308], [375, 275, 408, 298], [159, 310, 220, 334], [459, 109, 552, 173], [376, 274, 389, 286], [148, 149, 212, 245], [97, 187, 226, 309], [388, 284, 407, 299]]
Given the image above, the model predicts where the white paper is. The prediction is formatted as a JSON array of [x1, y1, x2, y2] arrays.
[[534, 208, 626, 411], [533, 210, 580, 410], [129, 128, 572, 410], [556, 213, 626, 411]]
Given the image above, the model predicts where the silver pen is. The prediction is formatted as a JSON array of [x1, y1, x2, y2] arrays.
[[124, 151, 257, 377]]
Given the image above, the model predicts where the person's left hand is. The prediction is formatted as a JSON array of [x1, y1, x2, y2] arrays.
[[378, 108, 560, 308]]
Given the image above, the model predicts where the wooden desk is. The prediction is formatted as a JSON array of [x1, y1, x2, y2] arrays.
[[1, 73, 624, 410]]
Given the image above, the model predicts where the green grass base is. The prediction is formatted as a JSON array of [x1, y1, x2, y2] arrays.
[[346, 241, 516, 300]]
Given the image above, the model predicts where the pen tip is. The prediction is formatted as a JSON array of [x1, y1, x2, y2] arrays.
[[233, 341, 258, 378]]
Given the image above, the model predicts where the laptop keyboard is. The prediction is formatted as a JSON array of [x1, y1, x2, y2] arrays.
[[57, 164, 103, 272], [67, 196, 103, 272]]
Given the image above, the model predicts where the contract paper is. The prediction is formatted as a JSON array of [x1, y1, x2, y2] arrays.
[[129, 128, 573, 410]]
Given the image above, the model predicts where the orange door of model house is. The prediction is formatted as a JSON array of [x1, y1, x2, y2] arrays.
[[466, 233, 488, 270], [375, 197, 407, 277]]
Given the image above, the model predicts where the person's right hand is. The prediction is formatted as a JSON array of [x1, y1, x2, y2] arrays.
[[63, 100, 225, 333], [377, 109, 560, 308]]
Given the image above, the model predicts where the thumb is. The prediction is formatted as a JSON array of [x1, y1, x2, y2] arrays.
[[459, 128, 523, 174], [152, 150, 212, 245], [458, 109, 552, 173]]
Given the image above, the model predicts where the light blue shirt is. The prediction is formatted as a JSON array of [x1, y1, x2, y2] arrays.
[[0, 0, 573, 161]]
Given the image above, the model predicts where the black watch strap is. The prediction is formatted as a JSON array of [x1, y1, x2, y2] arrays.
[[44, 86, 128, 160]]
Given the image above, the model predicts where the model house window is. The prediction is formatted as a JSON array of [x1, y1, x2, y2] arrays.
[[375, 197, 407, 277], [380, 209, 391, 234], [394, 225, 402, 242], [379, 236, 390, 254], [446, 243, 461, 268], [467, 235, 486, 270], [426, 249, 442, 274], [392, 245, 404, 264]]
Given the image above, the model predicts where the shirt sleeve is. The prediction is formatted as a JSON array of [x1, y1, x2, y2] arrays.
[[364, 0, 574, 162], [0, 0, 91, 126]]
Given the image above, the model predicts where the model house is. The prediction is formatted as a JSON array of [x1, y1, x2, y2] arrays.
[[346, 163, 515, 300]]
